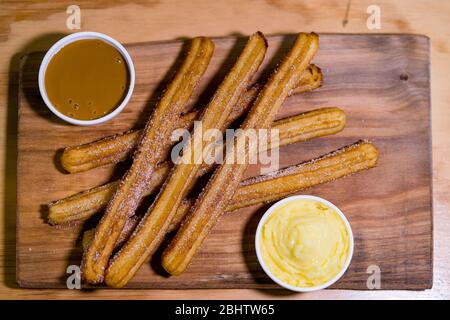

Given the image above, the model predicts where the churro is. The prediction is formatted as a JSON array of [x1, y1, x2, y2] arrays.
[[48, 162, 171, 225], [82, 216, 140, 252], [162, 33, 319, 276], [104, 32, 268, 288], [60, 65, 322, 173], [48, 107, 345, 225], [60, 113, 198, 174], [81, 140, 378, 248], [82, 37, 214, 284]]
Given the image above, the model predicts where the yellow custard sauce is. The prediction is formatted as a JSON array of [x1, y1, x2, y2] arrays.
[[259, 199, 350, 288]]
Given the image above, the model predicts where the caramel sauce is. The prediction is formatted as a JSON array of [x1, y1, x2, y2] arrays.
[[45, 39, 130, 120]]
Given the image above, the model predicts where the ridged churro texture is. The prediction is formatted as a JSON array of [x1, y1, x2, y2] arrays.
[[104, 32, 268, 288], [81, 141, 378, 249], [81, 37, 215, 284], [59, 64, 322, 174], [47, 107, 345, 225], [82, 216, 140, 252], [60, 113, 197, 174], [228, 140, 378, 211], [162, 32, 319, 276]]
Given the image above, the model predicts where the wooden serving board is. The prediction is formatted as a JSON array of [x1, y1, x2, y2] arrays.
[[17, 34, 432, 290]]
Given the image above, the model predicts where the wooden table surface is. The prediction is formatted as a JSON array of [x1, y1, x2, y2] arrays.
[[1, 0, 449, 299]]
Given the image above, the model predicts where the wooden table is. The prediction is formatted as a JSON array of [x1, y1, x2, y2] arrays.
[[1, 0, 449, 299]]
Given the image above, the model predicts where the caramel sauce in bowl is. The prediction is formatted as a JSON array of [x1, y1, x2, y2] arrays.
[[39, 32, 135, 125]]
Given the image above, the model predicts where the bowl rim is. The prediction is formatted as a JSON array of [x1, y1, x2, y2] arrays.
[[38, 31, 135, 126], [255, 194, 354, 292]]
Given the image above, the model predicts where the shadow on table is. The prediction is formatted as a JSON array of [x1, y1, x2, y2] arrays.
[[241, 204, 298, 297], [4, 32, 67, 288]]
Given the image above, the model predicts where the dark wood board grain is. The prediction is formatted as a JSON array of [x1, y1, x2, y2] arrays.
[[16, 34, 432, 289]]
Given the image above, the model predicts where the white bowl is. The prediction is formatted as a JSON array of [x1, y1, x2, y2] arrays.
[[38, 31, 135, 126], [255, 195, 354, 292]]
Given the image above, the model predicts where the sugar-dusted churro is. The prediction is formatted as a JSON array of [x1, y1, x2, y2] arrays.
[[48, 107, 345, 225], [82, 216, 140, 252], [60, 65, 322, 174], [81, 140, 378, 248], [162, 33, 319, 276], [60, 113, 198, 174], [170, 142, 378, 232], [104, 32, 268, 288], [47, 163, 171, 225], [81, 37, 215, 284]]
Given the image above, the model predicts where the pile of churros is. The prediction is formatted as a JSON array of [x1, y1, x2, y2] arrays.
[[47, 32, 379, 288]]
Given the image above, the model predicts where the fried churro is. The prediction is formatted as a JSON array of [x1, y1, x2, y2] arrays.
[[48, 107, 345, 225], [60, 113, 198, 174], [81, 37, 215, 284], [104, 32, 268, 288], [82, 216, 140, 252], [60, 65, 322, 174], [81, 141, 378, 248], [162, 33, 319, 276]]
